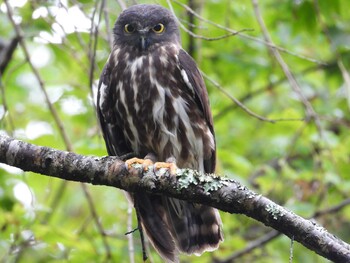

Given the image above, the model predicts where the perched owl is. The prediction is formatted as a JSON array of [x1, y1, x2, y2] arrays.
[[97, 4, 223, 262]]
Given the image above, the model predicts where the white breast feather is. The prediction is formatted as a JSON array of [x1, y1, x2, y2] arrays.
[[118, 81, 139, 152], [98, 82, 108, 110]]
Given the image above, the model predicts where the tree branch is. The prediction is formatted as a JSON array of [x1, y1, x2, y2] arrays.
[[0, 134, 349, 262]]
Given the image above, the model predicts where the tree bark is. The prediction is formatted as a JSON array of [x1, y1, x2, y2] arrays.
[[0, 134, 349, 262]]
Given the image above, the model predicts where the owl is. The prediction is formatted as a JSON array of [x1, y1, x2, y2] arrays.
[[97, 4, 223, 262]]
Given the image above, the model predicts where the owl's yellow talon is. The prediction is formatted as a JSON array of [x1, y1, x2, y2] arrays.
[[126, 158, 154, 171], [154, 162, 178, 176]]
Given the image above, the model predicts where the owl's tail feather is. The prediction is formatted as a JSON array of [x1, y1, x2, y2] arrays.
[[134, 192, 179, 263], [133, 191, 223, 262], [164, 197, 223, 255]]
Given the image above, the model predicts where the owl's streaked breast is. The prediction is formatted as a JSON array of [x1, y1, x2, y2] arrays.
[[99, 43, 214, 170]]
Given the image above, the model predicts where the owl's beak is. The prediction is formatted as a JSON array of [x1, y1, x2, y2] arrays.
[[140, 36, 147, 51], [138, 29, 150, 51]]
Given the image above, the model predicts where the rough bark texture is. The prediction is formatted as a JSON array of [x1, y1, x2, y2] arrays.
[[0, 134, 349, 262]]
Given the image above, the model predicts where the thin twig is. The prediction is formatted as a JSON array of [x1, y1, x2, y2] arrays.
[[5, 2, 113, 259], [89, 0, 105, 103], [57, 0, 90, 53], [338, 59, 350, 110], [186, 0, 195, 56], [127, 204, 135, 263], [116, 0, 127, 10], [103, 0, 113, 50], [311, 0, 344, 179], [41, 180, 68, 223], [81, 183, 113, 261], [88, 0, 99, 92], [0, 75, 15, 133], [314, 198, 350, 217], [84, 0, 115, 258], [203, 72, 304, 123], [214, 63, 333, 121], [5, 1, 74, 226], [170, 0, 327, 65], [166, 0, 253, 41], [284, 121, 309, 159], [251, 0, 323, 137], [214, 230, 280, 263], [134, 199, 148, 262], [4, 0, 72, 149], [216, 196, 350, 263]]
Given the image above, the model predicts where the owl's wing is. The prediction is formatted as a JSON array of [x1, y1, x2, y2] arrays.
[[98, 59, 179, 262], [97, 61, 131, 157], [178, 49, 216, 173]]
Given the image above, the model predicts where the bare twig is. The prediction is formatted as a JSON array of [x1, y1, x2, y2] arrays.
[[102, 0, 113, 50], [5, 1, 74, 226], [314, 198, 350, 217], [116, 0, 127, 10], [216, 195, 350, 263], [214, 230, 280, 263], [134, 200, 148, 262], [203, 72, 304, 123], [251, 0, 323, 137], [338, 59, 350, 110], [56, 0, 90, 53], [186, 0, 195, 56], [41, 180, 68, 223], [127, 203, 135, 263], [88, 0, 104, 96], [289, 235, 294, 263], [214, 63, 334, 121], [0, 75, 15, 133], [81, 183, 113, 261], [0, 36, 19, 74], [170, 0, 326, 65], [4, 2, 112, 258], [4, 0, 72, 149], [166, 0, 253, 41]]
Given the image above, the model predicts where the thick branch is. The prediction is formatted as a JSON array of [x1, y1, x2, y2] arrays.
[[0, 134, 349, 262]]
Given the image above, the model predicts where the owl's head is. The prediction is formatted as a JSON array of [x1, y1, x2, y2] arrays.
[[113, 4, 181, 52]]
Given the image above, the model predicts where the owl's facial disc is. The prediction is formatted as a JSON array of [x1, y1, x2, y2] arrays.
[[114, 4, 181, 52], [123, 23, 159, 51], [135, 25, 166, 51]]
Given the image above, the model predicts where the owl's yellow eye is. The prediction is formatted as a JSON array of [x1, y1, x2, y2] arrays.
[[152, 23, 165, 33], [124, 24, 135, 33]]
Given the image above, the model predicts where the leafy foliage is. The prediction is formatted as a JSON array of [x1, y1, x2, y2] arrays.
[[1, 0, 350, 262]]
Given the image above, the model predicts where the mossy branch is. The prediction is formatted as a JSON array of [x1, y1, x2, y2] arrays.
[[0, 134, 349, 262]]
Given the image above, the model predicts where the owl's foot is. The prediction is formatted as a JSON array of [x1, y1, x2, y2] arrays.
[[154, 160, 178, 176], [125, 157, 154, 171], [126, 155, 177, 175]]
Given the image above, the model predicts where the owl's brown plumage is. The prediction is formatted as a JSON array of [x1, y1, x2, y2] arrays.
[[97, 4, 223, 262]]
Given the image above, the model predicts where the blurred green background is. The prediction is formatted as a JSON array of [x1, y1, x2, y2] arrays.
[[1, 0, 349, 262]]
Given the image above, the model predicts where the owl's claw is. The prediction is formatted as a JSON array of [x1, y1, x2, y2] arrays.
[[125, 157, 154, 171], [125, 157, 178, 176], [154, 162, 178, 176]]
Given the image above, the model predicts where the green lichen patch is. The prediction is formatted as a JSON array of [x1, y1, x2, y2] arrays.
[[266, 203, 286, 220], [176, 168, 230, 193], [177, 168, 198, 189]]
